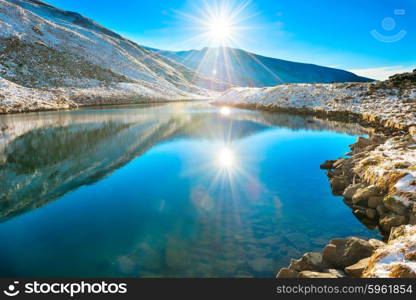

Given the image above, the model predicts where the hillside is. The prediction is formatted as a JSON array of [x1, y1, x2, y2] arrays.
[[147, 46, 373, 87], [0, 0, 228, 113]]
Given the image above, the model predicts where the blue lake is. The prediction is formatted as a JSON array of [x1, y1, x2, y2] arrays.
[[0, 103, 379, 277]]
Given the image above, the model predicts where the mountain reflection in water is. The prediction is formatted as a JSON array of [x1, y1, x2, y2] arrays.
[[0, 103, 377, 277]]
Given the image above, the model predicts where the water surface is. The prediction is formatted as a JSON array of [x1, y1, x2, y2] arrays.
[[0, 103, 378, 277]]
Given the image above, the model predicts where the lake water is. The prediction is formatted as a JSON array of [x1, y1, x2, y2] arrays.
[[0, 102, 379, 277]]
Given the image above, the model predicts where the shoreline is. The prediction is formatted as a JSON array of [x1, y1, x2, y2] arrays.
[[0, 77, 214, 115], [0, 97, 210, 116], [211, 102, 409, 135], [213, 78, 416, 278], [2, 76, 415, 277], [217, 103, 416, 278]]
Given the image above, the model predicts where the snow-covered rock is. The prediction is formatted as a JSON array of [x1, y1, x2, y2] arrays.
[[363, 225, 416, 278]]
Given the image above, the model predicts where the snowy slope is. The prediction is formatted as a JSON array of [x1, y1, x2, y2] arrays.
[[147, 46, 373, 87], [0, 0, 228, 109]]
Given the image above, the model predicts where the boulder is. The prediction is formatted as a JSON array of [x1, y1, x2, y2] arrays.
[[350, 137, 374, 154], [333, 158, 346, 168], [288, 252, 323, 272], [323, 269, 346, 278], [320, 160, 337, 169], [383, 196, 410, 216], [366, 208, 377, 219], [389, 264, 416, 278], [331, 176, 350, 195], [276, 268, 298, 278], [376, 204, 389, 217], [298, 271, 338, 278], [343, 183, 365, 200], [352, 206, 367, 219], [322, 237, 374, 269], [409, 126, 416, 141], [352, 186, 381, 206], [389, 225, 409, 242], [404, 251, 416, 261], [368, 196, 383, 208], [345, 257, 371, 278], [409, 204, 416, 224], [368, 239, 385, 249], [363, 224, 416, 278], [379, 213, 408, 233]]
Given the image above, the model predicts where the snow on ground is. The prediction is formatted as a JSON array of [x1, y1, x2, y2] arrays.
[[353, 134, 416, 205], [364, 225, 416, 278], [0, 77, 207, 113], [214, 83, 416, 129]]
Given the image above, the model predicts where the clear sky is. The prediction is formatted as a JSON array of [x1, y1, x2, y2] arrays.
[[45, 0, 415, 79]]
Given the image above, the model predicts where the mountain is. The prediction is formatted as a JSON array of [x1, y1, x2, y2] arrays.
[[0, 0, 229, 112], [146, 46, 373, 87]]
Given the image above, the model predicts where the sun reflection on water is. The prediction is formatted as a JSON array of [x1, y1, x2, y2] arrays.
[[217, 147, 235, 168], [220, 107, 231, 115]]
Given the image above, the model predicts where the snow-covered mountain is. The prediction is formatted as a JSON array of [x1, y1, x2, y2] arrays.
[[0, 0, 228, 112], [147, 46, 373, 87]]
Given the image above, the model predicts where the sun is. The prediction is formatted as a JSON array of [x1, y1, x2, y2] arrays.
[[174, 0, 253, 47], [207, 16, 233, 42]]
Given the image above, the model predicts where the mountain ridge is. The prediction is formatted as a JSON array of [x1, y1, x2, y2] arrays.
[[145, 46, 373, 87], [0, 0, 228, 104]]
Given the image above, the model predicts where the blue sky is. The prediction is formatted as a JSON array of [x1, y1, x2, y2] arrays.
[[46, 0, 415, 79]]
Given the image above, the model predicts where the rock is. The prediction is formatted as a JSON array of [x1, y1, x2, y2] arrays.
[[409, 126, 416, 141], [366, 208, 377, 219], [331, 176, 350, 195], [322, 237, 374, 269], [410, 214, 416, 225], [320, 160, 336, 169], [379, 213, 408, 233], [383, 196, 410, 216], [376, 204, 389, 217], [352, 206, 367, 219], [389, 225, 408, 242], [368, 196, 383, 208], [333, 158, 346, 169], [363, 224, 416, 278], [343, 183, 365, 200], [352, 186, 381, 206], [323, 269, 346, 278], [389, 264, 416, 278], [288, 252, 323, 272], [345, 257, 371, 278], [409, 204, 416, 224], [276, 268, 298, 278], [298, 271, 338, 278], [404, 251, 416, 261], [368, 239, 385, 249], [350, 137, 372, 154]]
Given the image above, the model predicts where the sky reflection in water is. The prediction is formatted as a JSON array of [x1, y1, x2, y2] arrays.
[[0, 103, 379, 277]]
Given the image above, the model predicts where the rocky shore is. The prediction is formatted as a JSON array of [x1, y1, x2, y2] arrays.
[[277, 225, 416, 278], [321, 131, 416, 235], [214, 70, 416, 277]]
